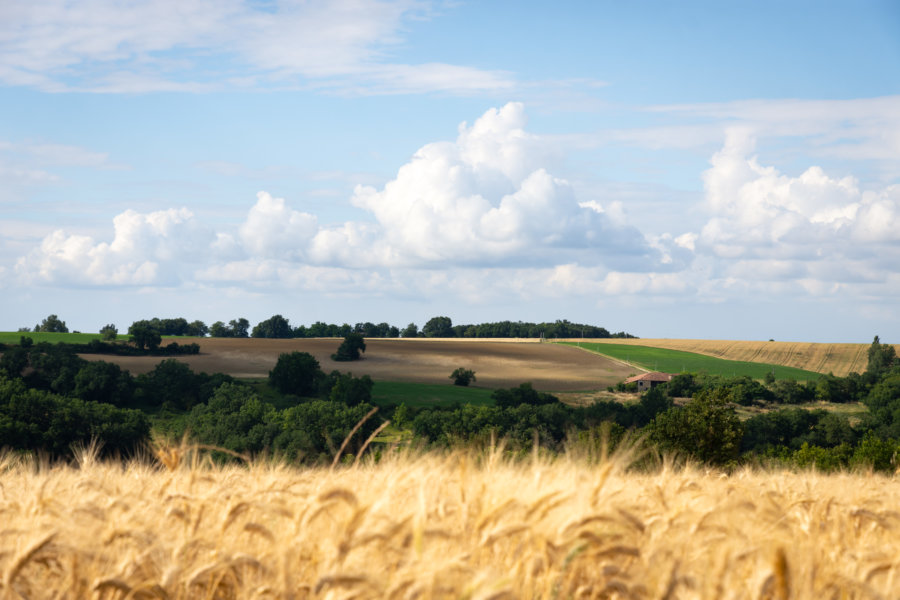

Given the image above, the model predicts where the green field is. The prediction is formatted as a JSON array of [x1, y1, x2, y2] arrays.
[[562, 342, 820, 380], [371, 381, 495, 408], [0, 331, 111, 344]]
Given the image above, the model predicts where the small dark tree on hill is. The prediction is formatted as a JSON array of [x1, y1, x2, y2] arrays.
[[450, 367, 476, 386], [332, 333, 366, 362]]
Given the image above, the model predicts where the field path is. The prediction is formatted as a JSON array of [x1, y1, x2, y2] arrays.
[[85, 338, 637, 391]]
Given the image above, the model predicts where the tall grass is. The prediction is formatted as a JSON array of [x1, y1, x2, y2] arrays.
[[1, 442, 899, 598]]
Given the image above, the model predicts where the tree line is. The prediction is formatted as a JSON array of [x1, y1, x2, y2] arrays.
[[20, 314, 636, 341]]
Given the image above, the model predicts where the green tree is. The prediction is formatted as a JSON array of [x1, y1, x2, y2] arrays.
[[492, 383, 557, 408], [450, 367, 476, 386], [423, 316, 454, 338], [184, 383, 279, 455], [99, 324, 118, 341], [73, 361, 134, 407], [128, 322, 161, 350], [252, 315, 293, 338], [209, 321, 230, 337], [329, 372, 374, 406], [332, 333, 366, 361], [269, 352, 323, 397], [230, 318, 250, 338], [867, 336, 897, 376], [401, 323, 419, 338], [649, 388, 743, 466], [35, 314, 68, 333]]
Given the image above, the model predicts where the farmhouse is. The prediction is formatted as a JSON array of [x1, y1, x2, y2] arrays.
[[624, 372, 676, 392]]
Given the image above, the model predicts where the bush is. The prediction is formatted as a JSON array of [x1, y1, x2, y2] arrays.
[[450, 367, 476, 386]]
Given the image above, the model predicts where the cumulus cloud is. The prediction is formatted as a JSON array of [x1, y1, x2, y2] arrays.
[[16, 207, 215, 286], [693, 130, 900, 292], [343, 102, 654, 268]]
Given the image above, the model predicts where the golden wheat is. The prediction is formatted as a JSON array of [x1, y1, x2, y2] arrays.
[[577, 338, 900, 376], [2, 446, 900, 599]]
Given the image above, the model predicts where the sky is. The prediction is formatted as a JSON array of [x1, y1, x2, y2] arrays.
[[1, 0, 899, 342]]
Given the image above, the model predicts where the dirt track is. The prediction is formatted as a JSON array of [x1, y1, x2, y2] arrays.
[[86, 338, 636, 391]]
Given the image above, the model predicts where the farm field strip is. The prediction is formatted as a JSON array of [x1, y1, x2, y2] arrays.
[[562, 341, 820, 380], [563, 338, 899, 376], [3, 451, 900, 599], [73, 337, 635, 392]]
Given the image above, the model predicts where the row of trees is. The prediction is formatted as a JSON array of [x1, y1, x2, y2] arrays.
[[22, 314, 634, 341]]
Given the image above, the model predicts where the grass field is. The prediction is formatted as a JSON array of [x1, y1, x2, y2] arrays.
[[4, 446, 900, 599], [562, 341, 821, 380], [371, 380, 495, 407], [568, 338, 900, 376], [0, 331, 112, 344]]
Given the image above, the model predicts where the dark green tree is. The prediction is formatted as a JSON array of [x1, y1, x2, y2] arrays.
[[269, 352, 323, 397], [73, 361, 134, 407], [329, 372, 374, 406], [252, 315, 293, 338], [867, 336, 897, 376], [332, 333, 366, 361], [209, 321, 230, 337], [230, 318, 250, 338], [128, 322, 162, 350], [99, 324, 118, 341], [450, 367, 476, 386], [649, 388, 743, 466], [423, 316, 454, 338], [401, 323, 419, 338], [35, 314, 68, 333], [492, 383, 557, 408]]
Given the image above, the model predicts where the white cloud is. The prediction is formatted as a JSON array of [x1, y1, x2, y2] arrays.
[[239, 191, 318, 259], [15, 207, 215, 286], [0, 0, 514, 95], [691, 132, 900, 296], [14, 103, 663, 294]]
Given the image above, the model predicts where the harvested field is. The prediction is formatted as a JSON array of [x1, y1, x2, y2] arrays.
[[84, 338, 636, 391], [568, 338, 899, 376]]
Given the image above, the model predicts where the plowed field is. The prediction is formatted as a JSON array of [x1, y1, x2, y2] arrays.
[[566, 338, 899, 376], [86, 338, 636, 391]]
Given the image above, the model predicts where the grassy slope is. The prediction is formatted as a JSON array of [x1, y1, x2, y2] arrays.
[[371, 380, 494, 407], [0, 331, 109, 344], [563, 341, 820, 380]]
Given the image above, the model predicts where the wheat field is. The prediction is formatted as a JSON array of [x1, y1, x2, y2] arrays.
[[4, 445, 900, 599], [575, 338, 900, 376]]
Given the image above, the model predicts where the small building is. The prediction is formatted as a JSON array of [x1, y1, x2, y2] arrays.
[[624, 372, 675, 392]]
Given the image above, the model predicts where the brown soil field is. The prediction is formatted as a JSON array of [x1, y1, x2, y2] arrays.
[[567, 338, 900, 376], [85, 338, 636, 391]]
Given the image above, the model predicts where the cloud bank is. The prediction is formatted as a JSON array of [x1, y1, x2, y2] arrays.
[[12, 103, 900, 311]]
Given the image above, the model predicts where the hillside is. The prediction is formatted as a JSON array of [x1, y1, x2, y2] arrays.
[[572, 338, 898, 376]]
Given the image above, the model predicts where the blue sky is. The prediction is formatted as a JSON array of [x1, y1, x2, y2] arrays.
[[1, 0, 899, 342]]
